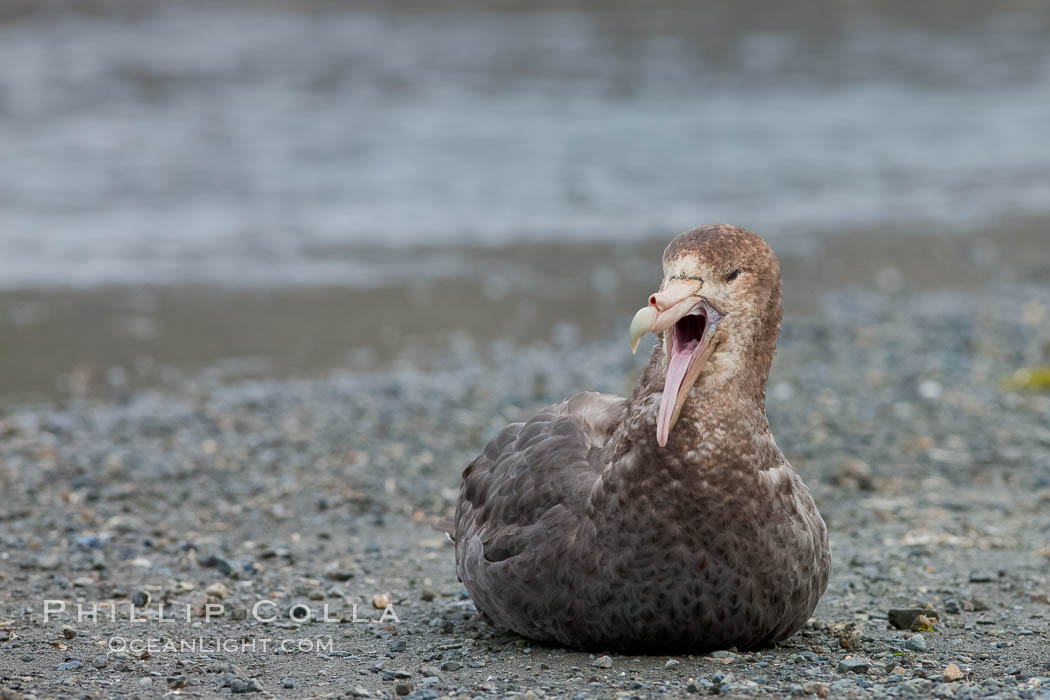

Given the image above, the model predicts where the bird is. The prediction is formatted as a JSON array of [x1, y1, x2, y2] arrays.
[[451, 224, 830, 653]]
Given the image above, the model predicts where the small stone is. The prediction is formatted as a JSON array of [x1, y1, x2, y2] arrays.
[[837, 657, 870, 674], [205, 582, 228, 599], [131, 591, 150, 607], [918, 380, 943, 400], [395, 682, 412, 696], [56, 660, 82, 671], [421, 587, 437, 601], [246, 679, 263, 692], [832, 458, 874, 490], [709, 650, 737, 659], [903, 679, 934, 694], [61, 625, 77, 639], [167, 676, 188, 689], [968, 571, 995, 583], [231, 678, 248, 693], [966, 596, 988, 612], [888, 608, 937, 630], [138, 677, 153, 687], [664, 659, 680, 670], [351, 687, 371, 697], [802, 681, 829, 697], [91, 656, 108, 669], [943, 663, 965, 682], [904, 634, 927, 652], [832, 621, 863, 649], [591, 655, 613, 669], [373, 593, 392, 609], [215, 557, 237, 577], [911, 614, 934, 631], [282, 678, 295, 689], [37, 554, 61, 570]]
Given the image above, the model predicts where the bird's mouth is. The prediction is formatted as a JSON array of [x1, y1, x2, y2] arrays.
[[629, 280, 723, 446], [657, 301, 722, 446]]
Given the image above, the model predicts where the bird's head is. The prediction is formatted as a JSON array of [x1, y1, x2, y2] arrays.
[[629, 224, 782, 447]]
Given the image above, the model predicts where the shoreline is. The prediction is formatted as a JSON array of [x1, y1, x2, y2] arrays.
[[1, 217, 1047, 403]]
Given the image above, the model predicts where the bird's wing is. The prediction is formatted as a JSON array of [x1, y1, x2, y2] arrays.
[[454, 391, 626, 571]]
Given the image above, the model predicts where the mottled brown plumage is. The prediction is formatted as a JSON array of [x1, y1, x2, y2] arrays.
[[453, 224, 830, 652]]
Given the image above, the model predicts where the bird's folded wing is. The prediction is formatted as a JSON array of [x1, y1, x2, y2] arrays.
[[455, 392, 627, 565]]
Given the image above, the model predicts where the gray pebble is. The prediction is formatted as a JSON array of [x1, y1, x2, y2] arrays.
[[838, 657, 870, 674], [905, 634, 927, 652], [216, 557, 237, 577], [591, 655, 613, 668], [56, 660, 82, 671], [37, 553, 61, 570], [282, 678, 295, 688]]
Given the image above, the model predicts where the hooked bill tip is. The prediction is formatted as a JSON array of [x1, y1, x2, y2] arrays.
[[629, 306, 658, 354]]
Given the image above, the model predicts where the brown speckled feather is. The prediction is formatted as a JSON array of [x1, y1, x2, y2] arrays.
[[454, 225, 830, 653]]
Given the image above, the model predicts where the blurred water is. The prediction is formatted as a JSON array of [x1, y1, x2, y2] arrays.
[[1, 1, 1048, 288]]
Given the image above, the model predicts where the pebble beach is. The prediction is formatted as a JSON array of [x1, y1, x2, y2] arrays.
[[2, 277, 1050, 699], [3, 1, 1050, 697]]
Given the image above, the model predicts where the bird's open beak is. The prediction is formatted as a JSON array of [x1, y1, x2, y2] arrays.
[[629, 280, 724, 447]]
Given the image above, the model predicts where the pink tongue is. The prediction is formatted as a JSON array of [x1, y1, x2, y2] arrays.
[[657, 347, 694, 446]]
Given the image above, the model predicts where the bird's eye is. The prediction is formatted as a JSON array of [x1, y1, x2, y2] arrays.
[[726, 268, 741, 282]]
